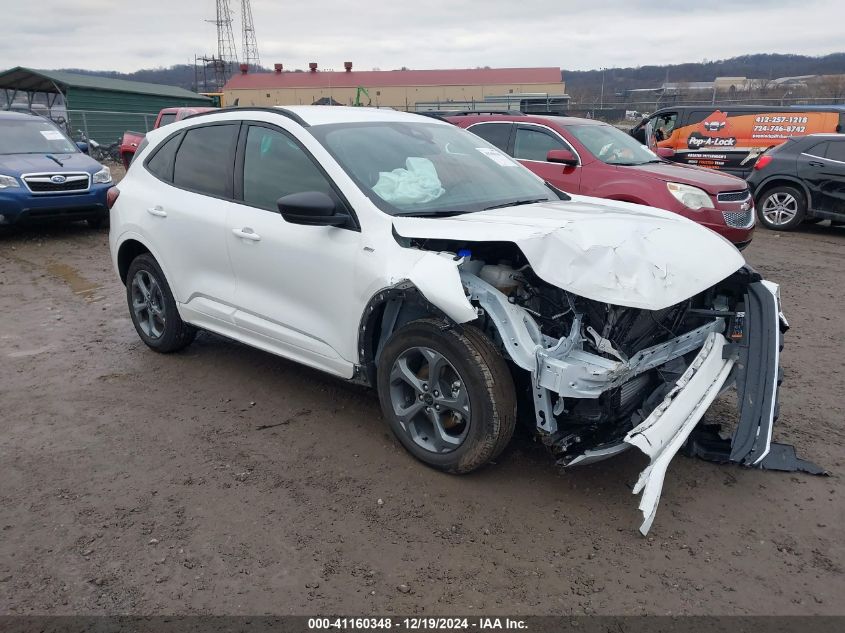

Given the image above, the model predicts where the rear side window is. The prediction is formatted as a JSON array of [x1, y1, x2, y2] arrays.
[[685, 111, 716, 126], [133, 138, 149, 165], [468, 123, 512, 152], [805, 142, 829, 158], [826, 140, 845, 162], [158, 113, 177, 128], [173, 124, 238, 198], [145, 134, 181, 182]]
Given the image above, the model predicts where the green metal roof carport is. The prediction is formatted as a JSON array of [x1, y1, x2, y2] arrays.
[[0, 67, 212, 143]]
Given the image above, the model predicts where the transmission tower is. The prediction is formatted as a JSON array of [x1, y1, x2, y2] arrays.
[[241, 0, 261, 70], [205, 0, 239, 88]]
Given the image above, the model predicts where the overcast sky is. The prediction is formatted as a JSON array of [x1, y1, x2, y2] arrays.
[[4, 0, 844, 74]]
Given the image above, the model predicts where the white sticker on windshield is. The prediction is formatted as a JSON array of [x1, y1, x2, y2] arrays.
[[476, 147, 517, 167], [40, 130, 65, 141]]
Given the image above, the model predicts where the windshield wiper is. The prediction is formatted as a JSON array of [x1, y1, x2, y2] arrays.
[[617, 159, 662, 166], [397, 209, 473, 218], [545, 181, 571, 200], [45, 154, 64, 167], [483, 198, 549, 211]]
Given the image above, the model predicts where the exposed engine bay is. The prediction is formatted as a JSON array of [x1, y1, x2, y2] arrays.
[[389, 235, 820, 533]]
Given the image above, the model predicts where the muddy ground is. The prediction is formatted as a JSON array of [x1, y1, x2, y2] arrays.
[[1, 178, 843, 615]]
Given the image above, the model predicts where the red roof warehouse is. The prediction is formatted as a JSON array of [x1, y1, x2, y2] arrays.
[[222, 66, 566, 109]]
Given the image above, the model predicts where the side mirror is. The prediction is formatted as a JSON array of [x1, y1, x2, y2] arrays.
[[546, 149, 578, 166], [656, 147, 675, 159], [76, 142, 89, 154], [277, 191, 348, 227]]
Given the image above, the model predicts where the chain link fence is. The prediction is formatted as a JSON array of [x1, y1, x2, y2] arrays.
[[577, 96, 845, 122], [350, 95, 845, 124], [60, 109, 159, 148], [46, 98, 844, 149]]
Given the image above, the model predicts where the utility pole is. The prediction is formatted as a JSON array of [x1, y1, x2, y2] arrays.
[[599, 68, 606, 110], [241, 0, 261, 70]]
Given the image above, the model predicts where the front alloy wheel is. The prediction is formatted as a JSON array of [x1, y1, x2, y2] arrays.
[[758, 186, 806, 231], [377, 318, 517, 474], [388, 346, 471, 454]]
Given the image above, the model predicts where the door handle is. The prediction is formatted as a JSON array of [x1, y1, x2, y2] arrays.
[[146, 206, 167, 217], [232, 227, 261, 242], [808, 161, 824, 168]]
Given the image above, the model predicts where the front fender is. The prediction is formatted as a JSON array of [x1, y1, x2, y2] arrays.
[[603, 193, 650, 206], [404, 251, 477, 324]]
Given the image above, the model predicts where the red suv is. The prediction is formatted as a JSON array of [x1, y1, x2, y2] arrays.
[[447, 113, 755, 248]]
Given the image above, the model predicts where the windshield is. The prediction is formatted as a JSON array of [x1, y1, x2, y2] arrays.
[[308, 120, 558, 215], [0, 118, 78, 155], [567, 123, 659, 166]]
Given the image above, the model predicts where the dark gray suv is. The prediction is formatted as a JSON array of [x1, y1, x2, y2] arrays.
[[748, 134, 845, 230]]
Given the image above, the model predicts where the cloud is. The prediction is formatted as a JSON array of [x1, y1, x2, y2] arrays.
[[2, 0, 843, 72]]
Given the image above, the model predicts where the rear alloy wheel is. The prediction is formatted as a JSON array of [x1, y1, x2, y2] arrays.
[[126, 254, 196, 353], [131, 270, 167, 339], [758, 186, 806, 231], [377, 318, 516, 474]]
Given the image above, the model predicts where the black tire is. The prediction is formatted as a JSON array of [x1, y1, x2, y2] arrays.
[[377, 318, 517, 474], [757, 185, 806, 231], [86, 213, 105, 229], [125, 253, 196, 353]]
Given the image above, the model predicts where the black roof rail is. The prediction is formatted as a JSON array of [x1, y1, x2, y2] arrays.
[[3, 107, 43, 117], [181, 106, 310, 127], [443, 110, 526, 116]]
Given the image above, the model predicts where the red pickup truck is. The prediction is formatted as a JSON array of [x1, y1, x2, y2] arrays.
[[119, 107, 216, 168]]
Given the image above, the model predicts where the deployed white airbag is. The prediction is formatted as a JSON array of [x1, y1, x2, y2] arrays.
[[373, 157, 445, 205]]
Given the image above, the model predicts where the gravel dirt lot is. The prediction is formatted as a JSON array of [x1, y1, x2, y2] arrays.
[[1, 175, 843, 615]]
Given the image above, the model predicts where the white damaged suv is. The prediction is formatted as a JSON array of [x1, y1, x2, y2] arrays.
[[109, 106, 789, 533]]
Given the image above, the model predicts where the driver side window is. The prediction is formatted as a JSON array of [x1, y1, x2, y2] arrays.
[[653, 113, 678, 142], [241, 125, 337, 211], [513, 127, 567, 162]]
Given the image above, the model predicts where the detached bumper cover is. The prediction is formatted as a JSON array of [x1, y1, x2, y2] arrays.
[[624, 332, 735, 535], [683, 280, 826, 476], [624, 280, 815, 535], [730, 280, 782, 465]]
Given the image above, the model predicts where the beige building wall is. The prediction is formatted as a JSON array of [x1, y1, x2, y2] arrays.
[[225, 81, 566, 109]]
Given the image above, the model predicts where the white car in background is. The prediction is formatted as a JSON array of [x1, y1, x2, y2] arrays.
[[109, 106, 791, 534]]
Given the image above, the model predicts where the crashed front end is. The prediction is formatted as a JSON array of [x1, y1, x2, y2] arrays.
[[391, 203, 811, 533], [459, 258, 786, 534]]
